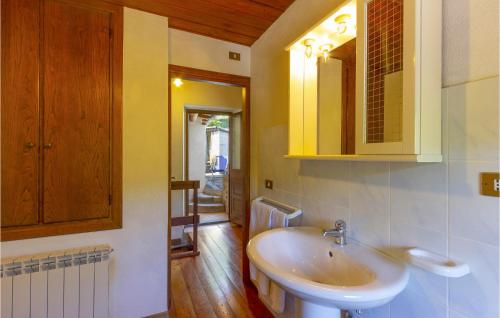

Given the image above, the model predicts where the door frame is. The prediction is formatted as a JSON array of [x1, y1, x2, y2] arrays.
[[167, 65, 251, 308], [184, 109, 234, 219]]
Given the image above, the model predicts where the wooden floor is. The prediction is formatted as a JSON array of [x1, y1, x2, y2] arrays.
[[189, 212, 229, 225], [167, 223, 273, 318]]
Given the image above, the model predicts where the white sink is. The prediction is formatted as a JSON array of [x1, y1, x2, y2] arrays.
[[247, 227, 409, 317]]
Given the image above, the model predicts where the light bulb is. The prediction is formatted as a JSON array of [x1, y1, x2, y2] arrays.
[[322, 50, 329, 62], [334, 14, 351, 34], [319, 44, 333, 62], [173, 78, 183, 87], [336, 23, 348, 34], [303, 39, 315, 58], [305, 45, 313, 58]]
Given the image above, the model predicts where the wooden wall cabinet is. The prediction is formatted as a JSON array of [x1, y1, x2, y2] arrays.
[[1, 0, 123, 241]]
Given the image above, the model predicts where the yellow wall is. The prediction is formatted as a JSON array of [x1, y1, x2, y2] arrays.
[[121, 8, 169, 315], [169, 29, 251, 77], [1, 8, 170, 318]]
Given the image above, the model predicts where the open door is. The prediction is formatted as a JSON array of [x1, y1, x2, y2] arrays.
[[229, 112, 244, 225]]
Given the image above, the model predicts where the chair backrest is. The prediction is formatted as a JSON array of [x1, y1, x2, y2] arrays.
[[215, 155, 227, 172]]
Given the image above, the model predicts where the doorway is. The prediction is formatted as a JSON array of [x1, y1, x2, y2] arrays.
[[167, 65, 251, 308], [185, 110, 240, 225]]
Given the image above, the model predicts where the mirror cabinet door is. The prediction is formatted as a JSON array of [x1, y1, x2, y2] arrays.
[[356, 0, 409, 155], [365, 0, 404, 144]]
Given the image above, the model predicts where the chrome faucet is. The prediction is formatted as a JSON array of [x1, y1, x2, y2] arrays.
[[322, 220, 347, 246]]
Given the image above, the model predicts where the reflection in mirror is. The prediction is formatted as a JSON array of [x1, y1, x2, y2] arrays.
[[317, 39, 356, 155], [318, 58, 342, 154]]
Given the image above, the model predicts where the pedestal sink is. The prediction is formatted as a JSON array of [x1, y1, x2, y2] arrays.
[[247, 227, 409, 318]]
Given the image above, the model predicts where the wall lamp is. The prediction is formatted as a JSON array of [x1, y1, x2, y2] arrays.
[[303, 38, 316, 58]]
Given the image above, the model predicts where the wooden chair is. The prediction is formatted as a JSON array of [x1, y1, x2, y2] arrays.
[[170, 180, 200, 259]]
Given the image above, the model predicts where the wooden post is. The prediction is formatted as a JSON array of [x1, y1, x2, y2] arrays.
[[192, 187, 199, 255]]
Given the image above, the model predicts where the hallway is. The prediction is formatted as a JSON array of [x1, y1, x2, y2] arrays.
[[168, 224, 273, 318]]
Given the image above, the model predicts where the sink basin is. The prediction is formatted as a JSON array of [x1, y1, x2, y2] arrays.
[[247, 227, 409, 317]]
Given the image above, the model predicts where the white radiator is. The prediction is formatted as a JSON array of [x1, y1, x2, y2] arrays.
[[1, 244, 112, 318]]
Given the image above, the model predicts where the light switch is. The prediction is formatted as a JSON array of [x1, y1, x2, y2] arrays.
[[480, 172, 500, 197]]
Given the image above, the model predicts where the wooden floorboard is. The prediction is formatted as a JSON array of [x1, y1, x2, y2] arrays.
[[200, 230, 242, 274], [211, 225, 243, 255], [171, 262, 198, 318], [199, 246, 253, 318], [189, 257, 236, 318], [168, 223, 273, 318], [179, 258, 219, 318]]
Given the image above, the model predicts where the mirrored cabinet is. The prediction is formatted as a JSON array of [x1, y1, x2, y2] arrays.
[[287, 0, 442, 162]]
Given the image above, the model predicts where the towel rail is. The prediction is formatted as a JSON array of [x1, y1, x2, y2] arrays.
[[255, 196, 300, 215]]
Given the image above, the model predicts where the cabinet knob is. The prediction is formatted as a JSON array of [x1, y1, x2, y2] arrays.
[[25, 142, 35, 149], [43, 143, 52, 149]]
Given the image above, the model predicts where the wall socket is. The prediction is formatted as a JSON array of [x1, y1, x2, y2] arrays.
[[265, 179, 273, 190], [480, 172, 500, 197]]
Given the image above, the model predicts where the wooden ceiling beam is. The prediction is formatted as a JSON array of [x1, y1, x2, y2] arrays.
[[102, 0, 294, 46], [159, 1, 267, 38], [163, 0, 272, 32], [108, 0, 266, 37], [169, 18, 256, 46], [250, 0, 293, 11], [203, 0, 285, 23]]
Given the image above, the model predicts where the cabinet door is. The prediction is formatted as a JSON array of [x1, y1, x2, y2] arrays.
[[42, 0, 114, 223], [1, 0, 40, 227], [356, 0, 414, 154]]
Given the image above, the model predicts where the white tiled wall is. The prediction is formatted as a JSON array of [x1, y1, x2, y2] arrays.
[[442, 0, 499, 86], [254, 76, 500, 318]]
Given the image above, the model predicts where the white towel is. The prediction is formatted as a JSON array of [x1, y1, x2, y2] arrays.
[[249, 200, 276, 239], [270, 209, 289, 229], [256, 270, 270, 296], [258, 281, 286, 314], [250, 262, 258, 282], [249, 198, 287, 313], [249, 199, 276, 296], [250, 263, 270, 296], [269, 281, 286, 313]]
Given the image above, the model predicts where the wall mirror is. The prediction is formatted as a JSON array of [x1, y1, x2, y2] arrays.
[[287, 0, 442, 162], [288, 0, 357, 156], [317, 39, 356, 155]]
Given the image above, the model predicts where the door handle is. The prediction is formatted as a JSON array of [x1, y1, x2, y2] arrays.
[[25, 142, 35, 149], [43, 143, 52, 149]]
